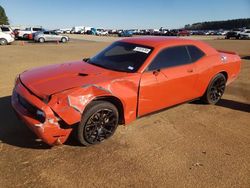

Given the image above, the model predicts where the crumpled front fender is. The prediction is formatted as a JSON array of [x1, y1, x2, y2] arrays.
[[48, 85, 113, 125]]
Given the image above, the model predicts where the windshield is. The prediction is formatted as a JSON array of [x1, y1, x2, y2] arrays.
[[87, 42, 153, 72]]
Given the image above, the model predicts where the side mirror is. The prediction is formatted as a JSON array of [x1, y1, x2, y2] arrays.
[[82, 58, 90, 62]]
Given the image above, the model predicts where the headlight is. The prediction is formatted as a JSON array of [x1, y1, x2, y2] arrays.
[[36, 109, 46, 122], [36, 109, 45, 117]]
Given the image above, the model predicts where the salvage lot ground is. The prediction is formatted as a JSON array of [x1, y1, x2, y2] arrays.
[[0, 36, 249, 187]]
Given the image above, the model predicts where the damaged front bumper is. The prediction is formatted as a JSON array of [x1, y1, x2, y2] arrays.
[[11, 82, 72, 146]]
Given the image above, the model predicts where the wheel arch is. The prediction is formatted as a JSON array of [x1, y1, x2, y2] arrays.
[[61, 37, 67, 41], [0, 38, 7, 44], [86, 96, 125, 125], [219, 71, 228, 81], [38, 37, 45, 42], [201, 70, 228, 98]]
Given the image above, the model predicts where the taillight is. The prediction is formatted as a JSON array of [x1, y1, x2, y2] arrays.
[[11, 32, 15, 38]]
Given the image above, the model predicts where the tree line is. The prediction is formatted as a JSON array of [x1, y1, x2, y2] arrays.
[[0, 5, 9, 25], [184, 18, 250, 30]]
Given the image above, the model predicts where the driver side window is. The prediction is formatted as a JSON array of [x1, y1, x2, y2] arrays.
[[148, 46, 191, 71]]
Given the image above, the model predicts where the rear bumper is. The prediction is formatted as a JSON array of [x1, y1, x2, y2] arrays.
[[8, 37, 15, 43], [11, 82, 72, 146]]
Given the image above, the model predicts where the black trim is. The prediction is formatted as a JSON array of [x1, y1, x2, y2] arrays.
[[136, 76, 142, 117]]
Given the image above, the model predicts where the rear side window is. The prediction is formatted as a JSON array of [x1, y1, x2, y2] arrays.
[[44, 31, 49, 34], [187, 45, 205, 62], [33, 28, 42, 31], [1, 27, 10, 32], [148, 46, 191, 70]]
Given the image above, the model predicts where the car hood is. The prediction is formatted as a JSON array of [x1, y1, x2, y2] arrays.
[[20, 61, 126, 99]]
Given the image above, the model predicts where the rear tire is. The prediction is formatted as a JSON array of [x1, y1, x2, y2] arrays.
[[38, 37, 45, 43], [77, 101, 119, 146], [61, 37, 67, 43], [201, 73, 226, 104], [23, 34, 28, 39], [0, 38, 8, 45]]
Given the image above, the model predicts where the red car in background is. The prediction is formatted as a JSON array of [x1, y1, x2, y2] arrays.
[[178, 29, 190, 36], [12, 37, 241, 146]]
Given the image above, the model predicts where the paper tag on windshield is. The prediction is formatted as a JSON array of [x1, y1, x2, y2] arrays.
[[133, 47, 151, 54], [128, 66, 134, 70]]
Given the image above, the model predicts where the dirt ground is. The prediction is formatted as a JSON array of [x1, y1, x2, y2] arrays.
[[0, 37, 249, 188]]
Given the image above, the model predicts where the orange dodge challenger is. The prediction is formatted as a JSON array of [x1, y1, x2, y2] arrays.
[[12, 37, 241, 146]]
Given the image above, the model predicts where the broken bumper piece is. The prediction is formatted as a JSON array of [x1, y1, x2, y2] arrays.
[[11, 82, 72, 146]]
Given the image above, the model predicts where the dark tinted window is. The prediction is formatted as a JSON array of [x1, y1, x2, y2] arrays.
[[33, 28, 42, 31], [148, 46, 191, 70], [44, 31, 49, 34], [187, 45, 205, 62], [1, 27, 10, 31]]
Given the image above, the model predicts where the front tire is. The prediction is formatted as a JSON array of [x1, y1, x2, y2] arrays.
[[77, 101, 119, 146], [201, 73, 226, 104]]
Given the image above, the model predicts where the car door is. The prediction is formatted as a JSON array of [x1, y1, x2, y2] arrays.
[[43, 31, 50, 41], [138, 45, 198, 116], [50, 31, 61, 41], [45, 31, 55, 41]]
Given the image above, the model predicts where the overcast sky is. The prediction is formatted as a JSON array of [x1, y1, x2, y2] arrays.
[[1, 0, 250, 29]]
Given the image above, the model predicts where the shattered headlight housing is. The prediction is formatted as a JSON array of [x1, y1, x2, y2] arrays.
[[36, 109, 46, 122]]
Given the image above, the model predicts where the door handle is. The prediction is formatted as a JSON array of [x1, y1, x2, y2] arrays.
[[187, 69, 193, 73]]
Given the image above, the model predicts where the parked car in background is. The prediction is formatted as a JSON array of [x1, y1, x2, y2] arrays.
[[220, 30, 229, 35], [118, 30, 133, 37], [71, 26, 89, 34], [108, 29, 118, 34], [177, 30, 190, 36], [17, 27, 44, 39], [34, 31, 69, 43], [86, 28, 97, 35], [74, 29, 85, 34], [191, 30, 206, 35], [54, 29, 64, 34], [167, 29, 178, 36], [11, 37, 241, 146], [239, 29, 250, 39], [61, 29, 71, 34], [0, 25, 14, 35], [13, 29, 20, 38], [225, 31, 240, 39], [96, 29, 109, 36], [0, 31, 15, 45]]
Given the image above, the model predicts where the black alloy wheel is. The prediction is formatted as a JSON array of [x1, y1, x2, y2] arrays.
[[202, 73, 226, 104], [77, 101, 119, 146]]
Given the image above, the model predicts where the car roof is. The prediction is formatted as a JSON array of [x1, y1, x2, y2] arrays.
[[120, 36, 203, 48], [120, 36, 218, 55]]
